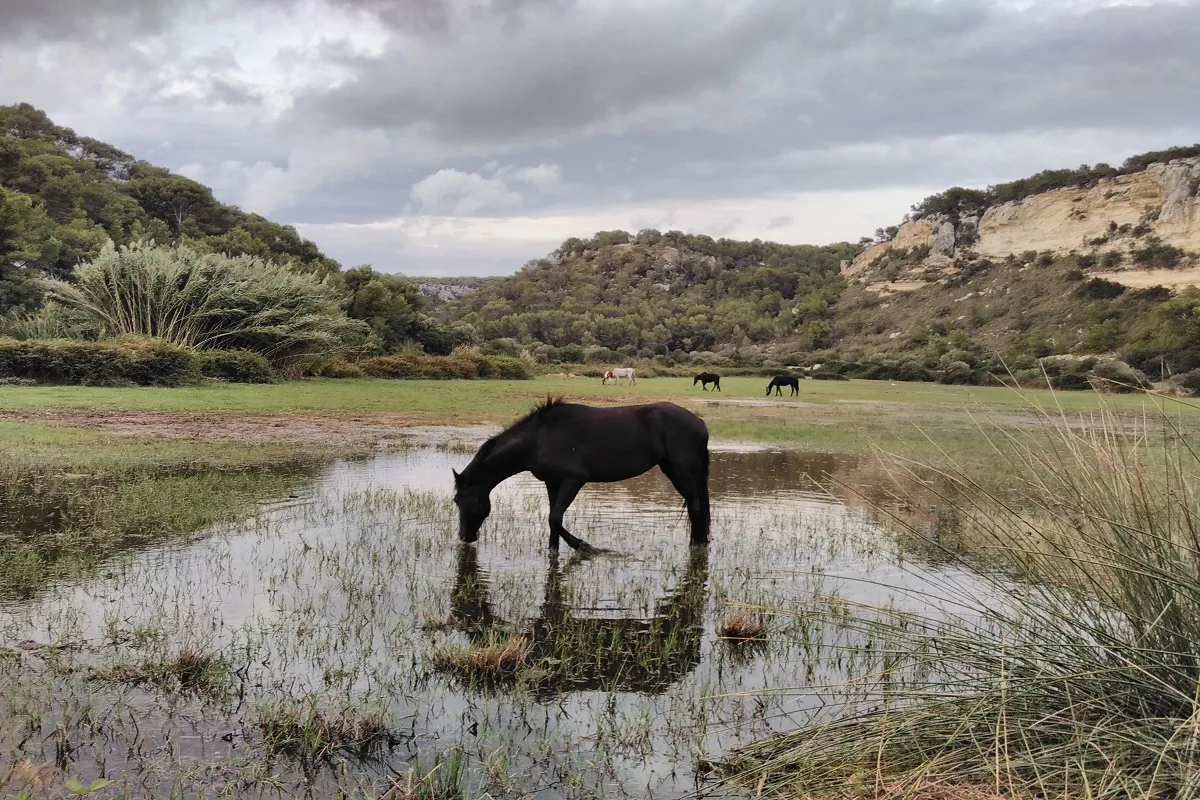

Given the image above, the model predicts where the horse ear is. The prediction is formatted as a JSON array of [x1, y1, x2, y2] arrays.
[[452, 468, 461, 485]]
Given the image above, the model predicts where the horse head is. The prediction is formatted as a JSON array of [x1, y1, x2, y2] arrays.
[[452, 467, 491, 543]]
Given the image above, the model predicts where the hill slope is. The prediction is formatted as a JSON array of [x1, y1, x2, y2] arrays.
[[0, 103, 342, 313], [443, 229, 858, 359], [1, 104, 453, 354], [828, 146, 1200, 382], [442, 146, 1200, 384]]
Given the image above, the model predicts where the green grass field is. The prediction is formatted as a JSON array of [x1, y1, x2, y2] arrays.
[[1, 376, 1193, 470], [0, 374, 1179, 415]]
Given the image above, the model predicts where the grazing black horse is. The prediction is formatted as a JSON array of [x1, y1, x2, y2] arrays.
[[453, 397, 711, 552], [766, 375, 800, 397], [693, 371, 721, 391]]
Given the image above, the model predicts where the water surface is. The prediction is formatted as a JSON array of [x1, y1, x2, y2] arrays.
[[1, 442, 985, 799]]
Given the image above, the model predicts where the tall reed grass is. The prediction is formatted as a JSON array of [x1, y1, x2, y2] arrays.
[[722, 393, 1200, 799], [45, 240, 366, 363]]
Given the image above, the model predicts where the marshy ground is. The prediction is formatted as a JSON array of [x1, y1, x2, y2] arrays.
[[0, 377, 1193, 798]]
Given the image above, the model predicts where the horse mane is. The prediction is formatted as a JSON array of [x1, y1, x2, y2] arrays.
[[467, 396, 567, 470]]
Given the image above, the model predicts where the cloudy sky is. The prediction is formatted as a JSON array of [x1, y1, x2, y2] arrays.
[[1, 0, 1197, 276]]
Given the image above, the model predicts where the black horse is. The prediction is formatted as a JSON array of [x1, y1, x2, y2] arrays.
[[693, 371, 721, 391], [766, 375, 799, 397], [433, 544, 709, 694], [453, 397, 711, 552]]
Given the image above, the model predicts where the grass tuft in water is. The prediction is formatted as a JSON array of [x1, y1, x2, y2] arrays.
[[380, 748, 467, 800], [720, 609, 769, 641], [255, 698, 394, 763], [722, 393, 1200, 799], [432, 634, 533, 680], [93, 644, 233, 696]]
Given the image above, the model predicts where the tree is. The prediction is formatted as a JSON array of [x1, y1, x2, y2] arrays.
[[341, 265, 451, 353], [0, 187, 57, 312]]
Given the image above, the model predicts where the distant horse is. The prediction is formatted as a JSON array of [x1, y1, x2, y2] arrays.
[[766, 375, 799, 397], [602, 370, 614, 384], [602, 367, 636, 385], [693, 372, 721, 392], [453, 397, 710, 552]]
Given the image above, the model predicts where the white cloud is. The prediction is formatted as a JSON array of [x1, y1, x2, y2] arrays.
[[409, 168, 523, 215], [183, 128, 390, 215], [408, 161, 563, 215]]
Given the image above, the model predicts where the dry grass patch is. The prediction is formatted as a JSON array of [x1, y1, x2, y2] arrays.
[[720, 609, 770, 641], [431, 634, 532, 680]]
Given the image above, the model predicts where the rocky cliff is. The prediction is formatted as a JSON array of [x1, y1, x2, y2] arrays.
[[846, 157, 1200, 289]]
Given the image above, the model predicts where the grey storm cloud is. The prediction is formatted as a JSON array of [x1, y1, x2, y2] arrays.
[[2, 0, 1199, 273], [0, 0, 186, 41], [287, 0, 1200, 150]]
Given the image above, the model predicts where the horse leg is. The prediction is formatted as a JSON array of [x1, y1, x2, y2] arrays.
[[661, 457, 711, 547], [545, 480, 561, 550], [548, 479, 593, 553]]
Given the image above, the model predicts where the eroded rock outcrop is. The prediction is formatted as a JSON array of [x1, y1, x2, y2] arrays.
[[845, 157, 1200, 283]]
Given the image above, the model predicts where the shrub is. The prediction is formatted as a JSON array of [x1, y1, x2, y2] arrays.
[[1074, 277, 1125, 299], [1050, 371, 1092, 390], [359, 352, 530, 380], [0, 336, 199, 386], [1132, 240, 1187, 269], [197, 349, 276, 383], [310, 358, 365, 379], [1089, 359, 1151, 392], [44, 240, 367, 365], [936, 360, 975, 384], [1179, 369, 1200, 393]]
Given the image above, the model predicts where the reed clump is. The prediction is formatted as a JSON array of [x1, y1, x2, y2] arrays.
[[722, 395, 1200, 799]]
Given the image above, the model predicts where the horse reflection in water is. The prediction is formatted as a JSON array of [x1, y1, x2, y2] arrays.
[[438, 544, 710, 694]]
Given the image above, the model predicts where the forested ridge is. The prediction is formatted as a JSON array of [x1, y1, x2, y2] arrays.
[[444, 229, 858, 359]]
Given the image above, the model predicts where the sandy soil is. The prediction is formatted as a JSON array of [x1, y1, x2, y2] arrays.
[[1088, 267, 1200, 289]]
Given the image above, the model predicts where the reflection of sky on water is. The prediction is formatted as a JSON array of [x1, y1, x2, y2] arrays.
[[2, 445, 994, 799]]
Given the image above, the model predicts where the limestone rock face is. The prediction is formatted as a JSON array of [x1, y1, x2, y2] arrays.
[[930, 217, 956, 258], [975, 158, 1200, 258], [1155, 159, 1200, 224]]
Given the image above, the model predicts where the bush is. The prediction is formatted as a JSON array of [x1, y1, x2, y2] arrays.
[[1132, 240, 1187, 269], [1074, 277, 1125, 299], [0, 336, 199, 386], [197, 349, 276, 383], [310, 358, 365, 379], [1050, 371, 1092, 391], [1089, 359, 1151, 392], [359, 352, 531, 380], [44, 240, 366, 364], [936, 360, 975, 384]]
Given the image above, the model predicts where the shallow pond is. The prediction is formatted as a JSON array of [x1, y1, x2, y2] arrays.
[[1, 439, 985, 799]]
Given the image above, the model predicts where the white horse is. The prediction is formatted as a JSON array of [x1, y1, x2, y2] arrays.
[[602, 367, 636, 385]]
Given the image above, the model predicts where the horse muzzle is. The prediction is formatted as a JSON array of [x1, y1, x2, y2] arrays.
[[458, 513, 483, 543]]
